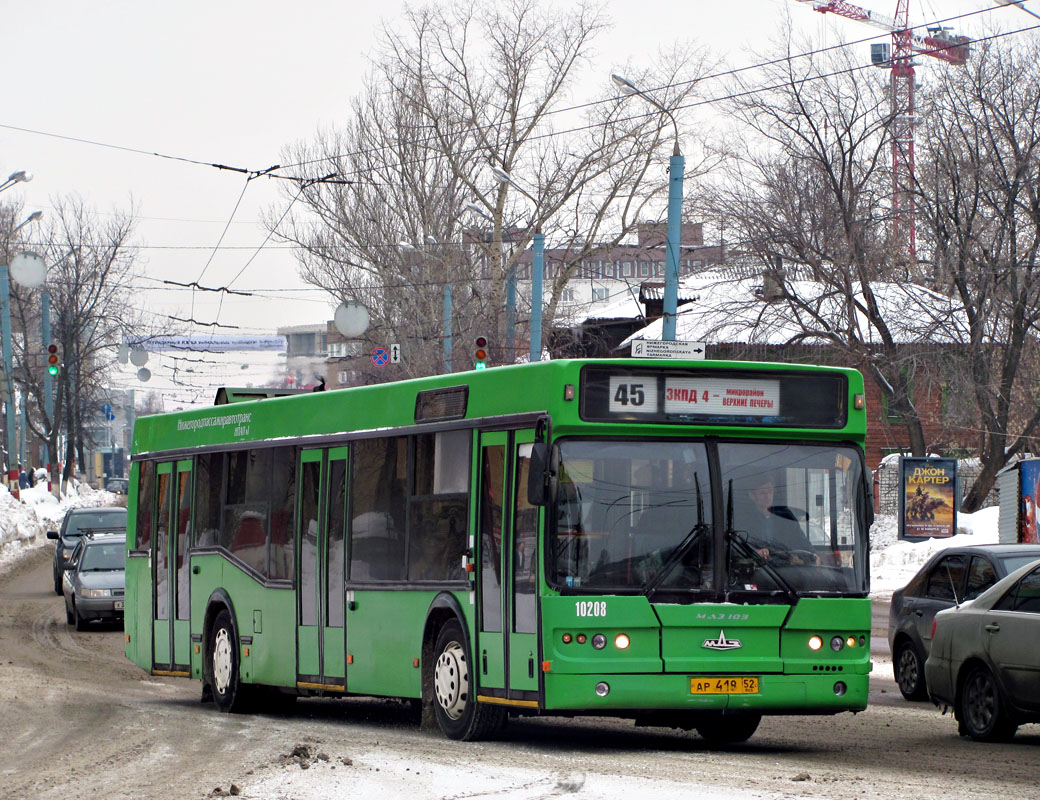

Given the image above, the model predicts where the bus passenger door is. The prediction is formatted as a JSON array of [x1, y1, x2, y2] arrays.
[[475, 428, 540, 703], [508, 430, 539, 696], [296, 448, 348, 691], [153, 459, 193, 673]]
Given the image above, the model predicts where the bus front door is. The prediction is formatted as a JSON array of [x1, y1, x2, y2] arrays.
[[476, 429, 540, 707], [296, 447, 348, 691], [153, 459, 193, 674]]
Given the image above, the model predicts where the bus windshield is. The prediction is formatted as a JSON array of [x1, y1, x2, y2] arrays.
[[550, 439, 868, 599]]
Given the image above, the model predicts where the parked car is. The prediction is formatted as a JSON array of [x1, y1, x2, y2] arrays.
[[62, 533, 127, 630], [887, 543, 1040, 700], [47, 506, 128, 595], [105, 477, 129, 494], [925, 557, 1040, 741]]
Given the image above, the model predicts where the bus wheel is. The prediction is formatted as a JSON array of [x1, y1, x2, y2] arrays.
[[695, 713, 761, 745], [209, 609, 249, 713], [430, 620, 504, 740]]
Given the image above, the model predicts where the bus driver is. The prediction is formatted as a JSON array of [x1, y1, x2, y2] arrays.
[[739, 472, 820, 565]]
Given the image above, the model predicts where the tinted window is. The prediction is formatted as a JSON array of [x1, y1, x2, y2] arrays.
[[998, 553, 1040, 574], [965, 556, 997, 601], [193, 453, 223, 548], [350, 437, 407, 581], [925, 555, 966, 601], [66, 510, 127, 537], [135, 461, 155, 551], [1012, 567, 1040, 613], [407, 431, 469, 582]]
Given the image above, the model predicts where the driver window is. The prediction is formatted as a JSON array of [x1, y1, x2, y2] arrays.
[[925, 555, 966, 601]]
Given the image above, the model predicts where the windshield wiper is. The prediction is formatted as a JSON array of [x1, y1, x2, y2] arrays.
[[643, 522, 708, 600]]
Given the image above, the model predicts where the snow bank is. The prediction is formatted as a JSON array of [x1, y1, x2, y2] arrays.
[[0, 480, 124, 573], [869, 506, 999, 594]]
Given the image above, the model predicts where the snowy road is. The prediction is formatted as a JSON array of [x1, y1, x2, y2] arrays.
[[1, 545, 1036, 800]]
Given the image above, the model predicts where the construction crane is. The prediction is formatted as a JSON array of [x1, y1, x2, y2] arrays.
[[795, 1, 970, 262]]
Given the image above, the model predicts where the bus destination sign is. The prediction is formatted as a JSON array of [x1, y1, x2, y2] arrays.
[[664, 377, 779, 416]]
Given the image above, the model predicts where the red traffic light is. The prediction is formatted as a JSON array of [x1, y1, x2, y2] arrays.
[[47, 344, 58, 354]]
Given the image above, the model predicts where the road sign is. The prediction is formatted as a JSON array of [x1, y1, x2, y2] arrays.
[[372, 347, 390, 367], [390, 343, 401, 364], [101, 402, 115, 421], [630, 339, 706, 360]]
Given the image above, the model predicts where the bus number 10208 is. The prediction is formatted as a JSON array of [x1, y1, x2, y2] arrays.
[[576, 601, 607, 617]]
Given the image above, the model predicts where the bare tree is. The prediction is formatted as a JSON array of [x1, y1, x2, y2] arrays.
[[273, 0, 713, 374], [704, 29, 943, 455], [9, 196, 144, 482], [916, 34, 1040, 510]]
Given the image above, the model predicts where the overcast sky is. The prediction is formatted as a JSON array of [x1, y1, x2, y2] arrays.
[[2, 0, 1033, 381]]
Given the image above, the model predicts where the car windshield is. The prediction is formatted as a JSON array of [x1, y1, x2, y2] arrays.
[[550, 439, 869, 600], [67, 511, 127, 537], [79, 543, 125, 571]]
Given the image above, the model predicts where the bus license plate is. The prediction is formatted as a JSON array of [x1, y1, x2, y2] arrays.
[[114, 601, 124, 610], [690, 677, 759, 694]]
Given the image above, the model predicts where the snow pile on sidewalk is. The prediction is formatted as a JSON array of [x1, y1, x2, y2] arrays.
[[869, 506, 999, 594], [0, 480, 122, 572]]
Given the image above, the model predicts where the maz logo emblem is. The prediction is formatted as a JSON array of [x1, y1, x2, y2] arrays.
[[702, 630, 743, 650]]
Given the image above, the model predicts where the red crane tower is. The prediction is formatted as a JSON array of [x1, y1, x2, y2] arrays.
[[795, 1, 970, 262]]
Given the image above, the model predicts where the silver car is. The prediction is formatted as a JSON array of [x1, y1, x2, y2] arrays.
[[925, 557, 1040, 741], [62, 534, 127, 630]]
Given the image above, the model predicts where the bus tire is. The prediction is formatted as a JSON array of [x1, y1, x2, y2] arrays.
[[695, 713, 761, 744], [430, 620, 505, 741], [209, 608, 251, 713]]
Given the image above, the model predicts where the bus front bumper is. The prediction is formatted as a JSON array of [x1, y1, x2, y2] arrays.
[[542, 671, 868, 714]]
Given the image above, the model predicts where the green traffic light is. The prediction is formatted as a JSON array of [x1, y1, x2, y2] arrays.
[[475, 361, 487, 370], [48, 364, 58, 376]]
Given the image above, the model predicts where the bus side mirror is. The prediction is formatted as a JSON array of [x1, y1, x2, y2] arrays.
[[527, 442, 556, 506]]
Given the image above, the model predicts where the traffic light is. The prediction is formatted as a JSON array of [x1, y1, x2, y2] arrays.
[[474, 336, 488, 370], [46, 344, 59, 376]]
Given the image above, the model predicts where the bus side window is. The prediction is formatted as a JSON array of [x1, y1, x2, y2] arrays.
[[350, 437, 407, 581]]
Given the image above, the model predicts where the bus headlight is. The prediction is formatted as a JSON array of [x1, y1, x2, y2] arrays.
[[614, 634, 630, 650], [808, 635, 823, 651], [830, 636, 844, 652], [592, 634, 607, 650], [595, 682, 610, 697]]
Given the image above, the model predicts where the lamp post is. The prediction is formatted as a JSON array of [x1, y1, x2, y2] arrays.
[[612, 73, 684, 342], [490, 169, 545, 362], [400, 239, 453, 374], [1, 207, 43, 494]]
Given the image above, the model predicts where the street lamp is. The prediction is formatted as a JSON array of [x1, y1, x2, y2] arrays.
[[0, 171, 33, 195], [491, 169, 546, 362], [2, 210, 43, 495], [612, 73, 684, 342], [993, 0, 1040, 20]]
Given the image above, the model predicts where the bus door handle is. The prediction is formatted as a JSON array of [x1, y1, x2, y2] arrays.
[[192, 565, 200, 575]]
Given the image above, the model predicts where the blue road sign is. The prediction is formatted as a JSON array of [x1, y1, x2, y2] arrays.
[[371, 347, 390, 367]]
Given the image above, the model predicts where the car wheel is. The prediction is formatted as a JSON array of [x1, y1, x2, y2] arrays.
[[208, 609, 252, 713], [428, 620, 505, 740], [54, 570, 62, 596], [65, 600, 74, 625], [957, 665, 1018, 742], [73, 601, 87, 631], [695, 713, 762, 744], [894, 640, 928, 701]]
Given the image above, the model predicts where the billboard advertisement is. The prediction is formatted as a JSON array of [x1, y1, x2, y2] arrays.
[[899, 457, 958, 540], [1020, 459, 1040, 544]]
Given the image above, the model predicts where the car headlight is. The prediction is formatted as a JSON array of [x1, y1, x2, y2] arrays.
[[81, 588, 112, 599]]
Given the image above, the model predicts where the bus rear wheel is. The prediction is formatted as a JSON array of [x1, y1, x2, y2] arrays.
[[209, 609, 251, 713], [694, 713, 761, 745], [429, 620, 505, 740]]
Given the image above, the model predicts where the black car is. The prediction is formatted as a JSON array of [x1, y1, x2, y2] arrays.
[[47, 507, 128, 595], [105, 477, 129, 494], [888, 543, 1040, 700]]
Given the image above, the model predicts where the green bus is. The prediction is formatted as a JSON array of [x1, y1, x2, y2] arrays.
[[124, 358, 873, 743]]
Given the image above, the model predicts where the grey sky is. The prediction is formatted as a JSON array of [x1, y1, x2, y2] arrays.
[[1, 0, 1027, 347]]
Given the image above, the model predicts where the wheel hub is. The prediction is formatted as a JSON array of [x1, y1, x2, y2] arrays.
[[434, 641, 469, 720], [213, 628, 233, 694]]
